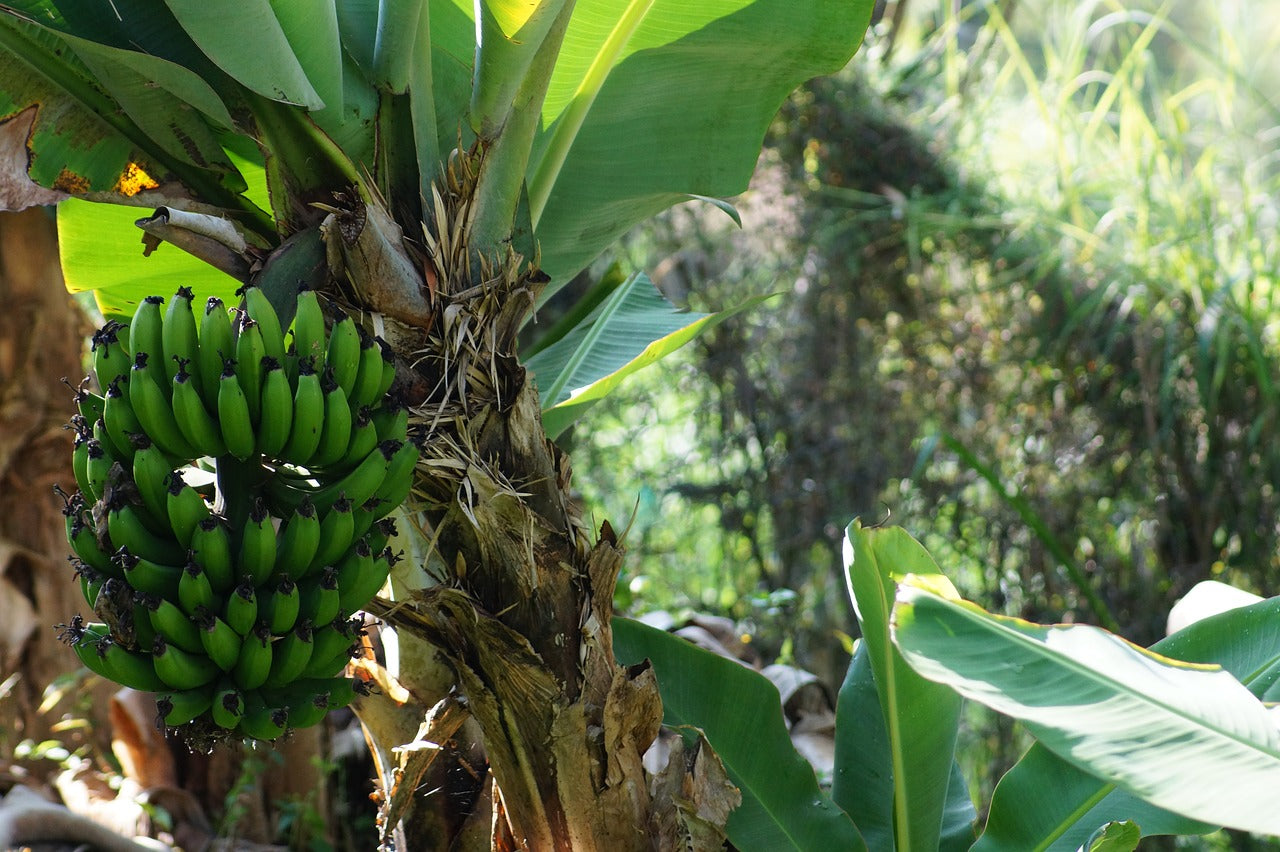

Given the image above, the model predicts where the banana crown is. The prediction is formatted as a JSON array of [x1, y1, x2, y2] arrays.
[[61, 286, 410, 742]]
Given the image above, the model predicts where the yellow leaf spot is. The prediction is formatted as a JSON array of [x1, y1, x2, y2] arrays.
[[114, 162, 158, 197]]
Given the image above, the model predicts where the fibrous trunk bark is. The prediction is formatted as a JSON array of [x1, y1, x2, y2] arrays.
[[323, 153, 735, 849]]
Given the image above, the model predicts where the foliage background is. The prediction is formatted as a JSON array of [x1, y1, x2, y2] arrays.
[[563, 0, 1280, 821]]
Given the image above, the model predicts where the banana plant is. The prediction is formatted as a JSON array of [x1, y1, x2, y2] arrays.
[[0, 0, 875, 846], [617, 518, 1280, 850]]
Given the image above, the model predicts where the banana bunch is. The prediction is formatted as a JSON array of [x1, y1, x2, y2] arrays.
[[58, 286, 417, 742]]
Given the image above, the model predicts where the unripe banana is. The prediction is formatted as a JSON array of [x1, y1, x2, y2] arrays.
[[74, 383, 107, 426], [370, 405, 409, 444], [333, 408, 378, 474], [232, 621, 273, 691], [197, 297, 235, 409], [336, 541, 392, 615], [237, 691, 288, 741], [178, 559, 216, 616], [91, 321, 131, 392], [102, 378, 141, 461], [71, 431, 94, 502], [116, 549, 182, 599], [130, 343, 169, 400], [130, 436, 174, 528], [305, 441, 394, 516], [146, 595, 205, 655], [299, 566, 341, 628], [59, 617, 167, 692], [373, 338, 397, 401], [256, 357, 294, 458], [157, 684, 216, 727], [162, 286, 199, 385], [73, 560, 105, 610], [366, 516, 398, 557], [288, 290, 326, 374], [302, 616, 361, 679], [268, 619, 314, 685], [281, 358, 324, 464], [225, 580, 258, 637], [107, 501, 185, 565], [130, 296, 166, 381], [83, 440, 113, 507], [236, 499, 277, 587], [166, 475, 212, 548], [325, 315, 361, 399], [153, 633, 220, 690], [171, 360, 227, 457], [93, 577, 141, 648], [217, 359, 256, 460], [309, 367, 353, 468], [129, 354, 199, 458], [234, 316, 267, 424], [369, 438, 420, 520], [350, 497, 384, 544], [310, 497, 355, 574], [273, 500, 320, 582], [210, 683, 245, 730], [190, 516, 234, 592], [271, 690, 329, 729], [260, 575, 301, 634], [195, 608, 241, 671], [347, 330, 384, 410], [66, 503, 115, 576], [243, 286, 286, 366]]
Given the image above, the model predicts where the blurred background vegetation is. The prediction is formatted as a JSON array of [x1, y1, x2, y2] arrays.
[[549, 0, 1280, 823]]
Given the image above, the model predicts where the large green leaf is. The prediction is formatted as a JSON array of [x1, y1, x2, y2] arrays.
[[977, 595, 1280, 850], [842, 522, 967, 852], [159, 0, 323, 108], [58, 200, 245, 319], [832, 642, 977, 852], [528, 0, 876, 291], [893, 587, 1280, 837], [524, 271, 769, 438], [613, 617, 866, 850]]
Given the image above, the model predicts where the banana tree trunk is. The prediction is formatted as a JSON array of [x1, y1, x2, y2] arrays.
[[325, 157, 733, 849]]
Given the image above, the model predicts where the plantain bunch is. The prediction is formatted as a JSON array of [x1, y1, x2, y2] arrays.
[[58, 286, 418, 742]]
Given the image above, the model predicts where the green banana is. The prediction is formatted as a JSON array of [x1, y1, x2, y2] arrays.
[[256, 357, 294, 458], [268, 619, 314, 685], [371, 405, 409, 444], [281, 358, 324, 464], [157, 684, 216, 727], [195, 608, 241, 671], [171, 361, 227, 457], [347, 330, 384, 410], [146, 595, 205, 655], [217, 359, 256, 461], [336, 541, 392, 614], [91, 321, 131, 392], [197, 297, 235, 409], [74, 382, 107, 426], [74, 560, 105, 610], [309, 368, 353, 468], [130, 341, 169, 399], [271, 690, 329, 729], [166, 475, 212, 548], [237, 691, 288, 741], [305, 441, 395, 516], [162, 286, 199, 385], [310, 497, 355, 574], [367, 516, 398, 557], [190, 516, 234, 592], [288, 290, 326, 374], [178, 559, 215, 616], [374, 338, 397, 401], [210, 683, 245, 730], [129, 354, 198, 458], [93, 577, 141, 648], [260, 575, 301, 634], [299, 566, 340, 628], [302, 617, 361, 679], [129, 296, 166, 383], [130, 437, 174, 528], [70, 423, 94, 500], [101, 378, 141, 461], [234, 316, 267, 424], [225, 580, 259, 636], [368, 438, 420, 520], [83, 440, 113, 506], [80, 635, 168, 692], [325, 315, 361, 399], [236, 499, 277, 587], [116, 549, 182, 599], [273, 500, 320, 582], [350, 497, 383, 544], [66, 507, 115, 576], [243, 286, 286, 366], [333, 407, 378, 474], [232, 622, 273, 691], [153, 633, 221, 690], [107, 501, 185, 565]]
